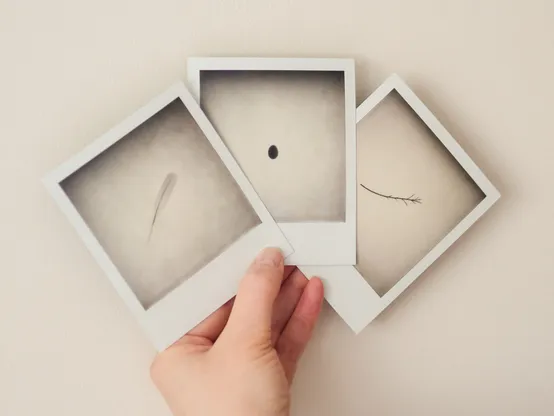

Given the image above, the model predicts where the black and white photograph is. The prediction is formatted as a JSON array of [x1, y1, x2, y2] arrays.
[[61, 99, 261, 309], [199, 69, 347, 222], [12, 3, 554, 415], [356, 91, 485, 296]]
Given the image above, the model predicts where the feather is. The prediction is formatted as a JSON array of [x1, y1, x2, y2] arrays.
[[148, 172, 177, 240]]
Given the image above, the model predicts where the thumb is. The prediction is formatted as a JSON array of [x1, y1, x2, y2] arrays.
[[222, 247, 284, 340]]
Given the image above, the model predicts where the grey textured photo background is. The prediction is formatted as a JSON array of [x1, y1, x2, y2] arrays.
[[200, 70, 346, 222], [62, 100, 260, 309], [356, 92, 485, 296]]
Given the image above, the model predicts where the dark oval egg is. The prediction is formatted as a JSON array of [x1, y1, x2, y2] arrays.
[[268, 145, 279, 160]]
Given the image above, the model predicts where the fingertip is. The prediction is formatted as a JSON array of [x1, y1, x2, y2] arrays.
[[222, 247, 286, 339], [304, 277, 324, 316], [309, 276, 324, 290], [307, 276, 324, 301], [253, 247, 284, 269]]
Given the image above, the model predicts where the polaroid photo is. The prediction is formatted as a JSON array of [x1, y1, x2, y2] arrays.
[[43, 82, 293, 350], [187, 57, 356, 266], [306, 74, 501, 333]]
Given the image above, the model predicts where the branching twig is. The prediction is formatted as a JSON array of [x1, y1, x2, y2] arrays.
[[360, 184, 422, 205]]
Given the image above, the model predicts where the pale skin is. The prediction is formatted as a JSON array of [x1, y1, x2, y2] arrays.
[[150, 247, 325, 416]]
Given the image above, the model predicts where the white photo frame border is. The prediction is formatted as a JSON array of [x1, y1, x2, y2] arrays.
[[304, 74, 501, 333], [187, 57, 357, 266], [43, 82, 293, 350]]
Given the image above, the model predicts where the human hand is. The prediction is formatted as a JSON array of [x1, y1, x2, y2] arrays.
[[150, 247, 324, 416]]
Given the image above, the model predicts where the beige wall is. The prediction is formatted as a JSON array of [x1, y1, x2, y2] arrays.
[[3, 1, 554, 415]]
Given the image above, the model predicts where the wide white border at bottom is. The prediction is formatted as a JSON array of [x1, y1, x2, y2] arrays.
[[186, 57, 357, 266], [43, 81, 293, 350], [146, 224, 285, 350]]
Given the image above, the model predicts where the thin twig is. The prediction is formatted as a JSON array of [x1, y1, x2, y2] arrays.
[[360, 184, 422, 205]]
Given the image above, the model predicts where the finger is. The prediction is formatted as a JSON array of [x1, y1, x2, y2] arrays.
[[180, 267, 293, 345], [276, 277, 324, 383], [185, 298, 234, 343], [283, 265, 296, 281], [185, 263, 292, 347], [271, 268, 308, 345], [223, 247, 284, 339]]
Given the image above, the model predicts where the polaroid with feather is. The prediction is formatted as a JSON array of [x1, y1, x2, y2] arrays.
[[43, 82, 292, 350]]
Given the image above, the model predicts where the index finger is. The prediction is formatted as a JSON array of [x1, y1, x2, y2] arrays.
[[222, 247, 285, 340]]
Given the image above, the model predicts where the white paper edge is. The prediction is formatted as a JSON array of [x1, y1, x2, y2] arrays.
[[43, 82, 293, 350], [186, 57, 357, 266], [306, 74, 500, 333]]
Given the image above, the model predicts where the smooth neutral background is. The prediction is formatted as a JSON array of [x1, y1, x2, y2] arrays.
[[3, 1, 554, 415], [200, 70, 346, 222]]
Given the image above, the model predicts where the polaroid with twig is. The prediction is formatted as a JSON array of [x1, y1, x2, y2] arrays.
[[43, 82, 292, 350], [303, 74, 501, 332]]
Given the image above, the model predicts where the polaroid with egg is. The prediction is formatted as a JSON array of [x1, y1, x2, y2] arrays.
[[43, 82, 292, 350], [186, 57, 380, 333], [187, 57, 357, 266]]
